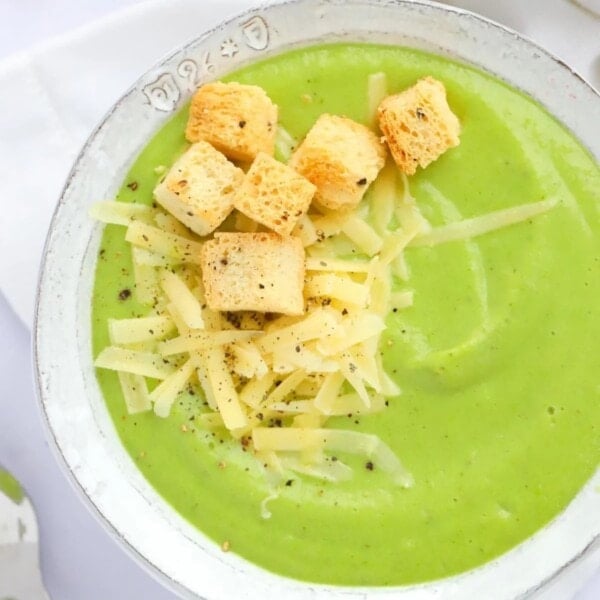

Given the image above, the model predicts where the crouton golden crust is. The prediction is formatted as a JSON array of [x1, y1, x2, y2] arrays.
[[153, 141, 244, 236], [201, 232, 305, 315], [289, 114, 386, 211], [186, 82, 278, 162], [378, 76, 460, 175], [234, 153, 316, 235]]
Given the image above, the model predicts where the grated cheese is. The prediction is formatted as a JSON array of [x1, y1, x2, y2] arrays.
[[154, 211, 193, 237], [275, 125, 298, 162], [305, 257, 371, 273], [316, 313, 385, 356], [341, 215, 383, 256], [151, 358, 196, 417], [305, 273, 369, 307], [367, 71, 388, 127], [316, 391, 386, 416], [131, 252, 161, 305], [292, 214, 319, 247], [280, 454, 353, 482], [126, 221, 204, 264], [132, 247, 174, 267], [160, 270, 205, 330], [205, 347, 248, 431], [229, 341, 269, 379], [411, 198, 558, 247], [94, 346, 176, 379], [257, 309, 340, 354], [158, 330, 259, 356], [370, 160, 397, 234], [239, 372, 277, 409], [90, 200, 155, 226], [109, 316, 175, 346], [117, 371, 151, 414], [262, 370, 306, 407]]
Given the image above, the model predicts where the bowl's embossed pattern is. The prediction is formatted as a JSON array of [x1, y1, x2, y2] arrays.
[[143, 15, 271, 113]]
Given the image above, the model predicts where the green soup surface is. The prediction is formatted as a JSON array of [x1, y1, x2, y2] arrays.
[[92, 43, 600, 586]]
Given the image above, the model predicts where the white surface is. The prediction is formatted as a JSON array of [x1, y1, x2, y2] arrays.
[[0, 0, 251, 328], [0, 0, 599, 598]]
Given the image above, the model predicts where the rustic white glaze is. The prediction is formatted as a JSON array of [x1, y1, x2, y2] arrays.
[[34, 1, 600, 598]]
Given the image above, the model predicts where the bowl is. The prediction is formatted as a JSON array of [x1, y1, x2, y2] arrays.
[[34, 0, 600, 598]]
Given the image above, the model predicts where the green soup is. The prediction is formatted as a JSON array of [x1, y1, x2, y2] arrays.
[[92, 44, 600, 586]]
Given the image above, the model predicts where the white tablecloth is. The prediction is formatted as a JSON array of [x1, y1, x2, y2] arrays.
[[0, 1, 598, 598]]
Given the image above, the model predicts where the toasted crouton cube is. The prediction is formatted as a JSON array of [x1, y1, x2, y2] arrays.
[[201, 233, 305, 315], [186, 81, 278, 162], [153, 141, 244, 237], [378, 77, 460, 175], [289, 114, 386, 211], [234, 153, 316, 235]]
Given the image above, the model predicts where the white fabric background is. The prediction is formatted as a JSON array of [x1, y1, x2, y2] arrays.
[[0, 0, 598, 598]]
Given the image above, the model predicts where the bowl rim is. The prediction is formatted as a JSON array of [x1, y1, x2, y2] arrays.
[[33, 0, 600, 598]]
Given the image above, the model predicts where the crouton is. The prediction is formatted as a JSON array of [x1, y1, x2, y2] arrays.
[[201, 232, 305, 315], [378, 77, 460, 175], [153, 141, 244, 237], [233, 153, 316, 235], [186, 81, 278, 162], [288, 114, 386, 211]]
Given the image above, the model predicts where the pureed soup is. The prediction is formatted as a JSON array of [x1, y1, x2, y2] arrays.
[[92, 44, 600, 586]]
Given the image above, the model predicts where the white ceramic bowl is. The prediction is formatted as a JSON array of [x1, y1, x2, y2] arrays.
[[34, 1, 600, 598]]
